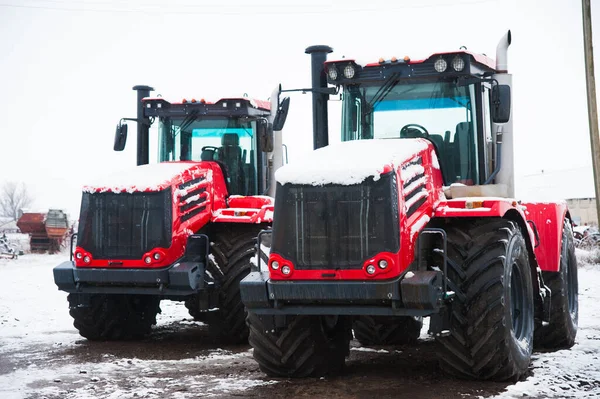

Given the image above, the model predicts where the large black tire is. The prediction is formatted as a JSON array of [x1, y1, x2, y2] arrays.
[[248, 313, 351, 378], [534, 219, 578, 349], [435, 219, 534, 381], [206, 224, 265, 343], [68, 294, 161, 340], [353, 316, 422, 346]]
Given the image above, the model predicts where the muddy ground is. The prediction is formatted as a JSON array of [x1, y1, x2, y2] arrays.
[[1, 253, 599, 399]]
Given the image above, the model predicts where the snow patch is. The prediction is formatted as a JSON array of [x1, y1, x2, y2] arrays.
[[402, 163, 425, 183], [275, 139, 429, 186], [431, 150, 440, 169], [411, 214, 431, 238], [403, 176, 427, 196], [351, 347, 390, 353], [83, 162, 204, 193]]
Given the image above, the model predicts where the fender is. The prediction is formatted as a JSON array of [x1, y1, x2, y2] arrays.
[[520, 201, 568, 272], [433, 198, 567, 272]]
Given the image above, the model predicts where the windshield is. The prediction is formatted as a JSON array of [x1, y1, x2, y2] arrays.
[[158, 117, 258, 195], [342, 81, 480, 185]]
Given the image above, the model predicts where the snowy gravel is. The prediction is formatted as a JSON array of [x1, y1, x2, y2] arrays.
[[0, 250, 599, 398]]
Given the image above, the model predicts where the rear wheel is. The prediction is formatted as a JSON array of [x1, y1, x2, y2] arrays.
[[248, 313, 351, 378], [435, 219, 534, 381], [534, 219, 578, 349], [206, 224, 265, 343], [68, 294, 161, 340], [353, 316, 422, 346]]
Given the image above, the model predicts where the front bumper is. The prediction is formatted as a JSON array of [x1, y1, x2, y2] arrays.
[[53, 260, 207, 297], [240, 270, 445, 316]]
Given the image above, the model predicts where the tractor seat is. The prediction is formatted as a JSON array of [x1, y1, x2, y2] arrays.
[[219, 133, 244, 194]]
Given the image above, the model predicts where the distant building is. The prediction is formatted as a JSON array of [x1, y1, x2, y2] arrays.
[[566, 198, 598, 226]]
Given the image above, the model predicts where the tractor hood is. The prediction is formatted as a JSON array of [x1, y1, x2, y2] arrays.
[[83, 162, 211, 194], [275, 138, 431, 186]]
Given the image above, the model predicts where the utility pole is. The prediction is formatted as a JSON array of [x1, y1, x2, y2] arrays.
[[582, 0, 600, 224]]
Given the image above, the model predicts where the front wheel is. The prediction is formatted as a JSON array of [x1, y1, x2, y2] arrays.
[[435, 219, 534, 381], [248, 313, 351, 378]]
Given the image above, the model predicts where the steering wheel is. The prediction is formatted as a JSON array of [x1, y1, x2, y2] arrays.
[[200, 146, 220, 161], [400, 124, 429, 138]]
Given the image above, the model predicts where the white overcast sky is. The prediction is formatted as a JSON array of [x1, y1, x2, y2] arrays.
[[0, 0, 598, 217]]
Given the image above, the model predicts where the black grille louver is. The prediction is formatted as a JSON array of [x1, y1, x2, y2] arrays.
[[77, 190, 172, 260], [271, 173, 400, 270], [177, 176, 207, 222], [402, 156, 428, 218]]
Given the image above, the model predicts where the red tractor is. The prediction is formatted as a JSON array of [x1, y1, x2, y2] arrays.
[[54, 85, 289, 342], [241, 31, 578, 380]]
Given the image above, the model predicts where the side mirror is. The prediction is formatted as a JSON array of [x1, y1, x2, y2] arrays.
[[272, 97, 290, 131], [257, 119, 274, 152], [491, 85, 511, 123], [113, 122, 128, 151]]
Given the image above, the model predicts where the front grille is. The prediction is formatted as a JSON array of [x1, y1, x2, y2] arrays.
[[271, 173, 400, 270], [77, 190, 172, 260]]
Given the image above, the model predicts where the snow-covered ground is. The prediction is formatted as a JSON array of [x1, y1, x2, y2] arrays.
[[491, 249, 600, 399], [0, 250, 599, 398]]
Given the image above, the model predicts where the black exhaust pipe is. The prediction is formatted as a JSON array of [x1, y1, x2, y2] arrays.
[[305, 45, 333, 150], [133, 85, 154, 166]]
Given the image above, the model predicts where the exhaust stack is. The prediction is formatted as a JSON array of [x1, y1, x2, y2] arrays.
[[492, 31, 514, 197], [133, 85, 154, 166], [305, 45, 333, 150], [496, 30, 512, 73]]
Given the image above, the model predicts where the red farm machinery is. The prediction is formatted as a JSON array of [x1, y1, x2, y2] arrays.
[[240, 31, 579, 381], [17, 209, 70, 253], [53, 85, 289, 342]]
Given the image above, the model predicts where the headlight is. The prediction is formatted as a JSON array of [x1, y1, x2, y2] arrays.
[[83, 256, 91, 263], [434, 57, 447, 73], [153, 252, 161, 260], [271, 260, 280, 270], [366, 265, 376, 275], [282, 265, 291, 275], [378, 259, 388, 269], [452, 56, 465, 71], [328, 65, 338, 80], [144, 256, 152, 264], [343, 64, 355, 79]]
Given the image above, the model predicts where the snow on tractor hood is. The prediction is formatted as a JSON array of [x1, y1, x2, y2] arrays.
[[275, 138, 431, 186], [83, 162, 208, 193]]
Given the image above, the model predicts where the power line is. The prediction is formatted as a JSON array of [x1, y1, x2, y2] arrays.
[[1, 0, 501, 15]]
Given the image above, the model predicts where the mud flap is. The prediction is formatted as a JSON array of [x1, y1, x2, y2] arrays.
[[429, 307, 452, 336]]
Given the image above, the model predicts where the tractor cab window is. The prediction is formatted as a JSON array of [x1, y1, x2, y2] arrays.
[[158, 117, 258, 195], [342, 81, 480, 185]]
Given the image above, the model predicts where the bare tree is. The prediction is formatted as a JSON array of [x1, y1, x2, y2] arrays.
[[0, 182, 33, 221]]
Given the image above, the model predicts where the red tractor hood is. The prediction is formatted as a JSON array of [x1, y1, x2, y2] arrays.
[[83, 162, 209, 193], [275, 138, 433, 186]]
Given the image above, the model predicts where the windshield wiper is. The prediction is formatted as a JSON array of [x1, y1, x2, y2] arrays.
[[368, 72, 401, 111], [173, 110, 200, 137]]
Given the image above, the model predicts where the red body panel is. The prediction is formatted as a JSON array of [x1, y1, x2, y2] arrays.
[[76, 161, 272, 269], [521, 201, 568, 272]]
